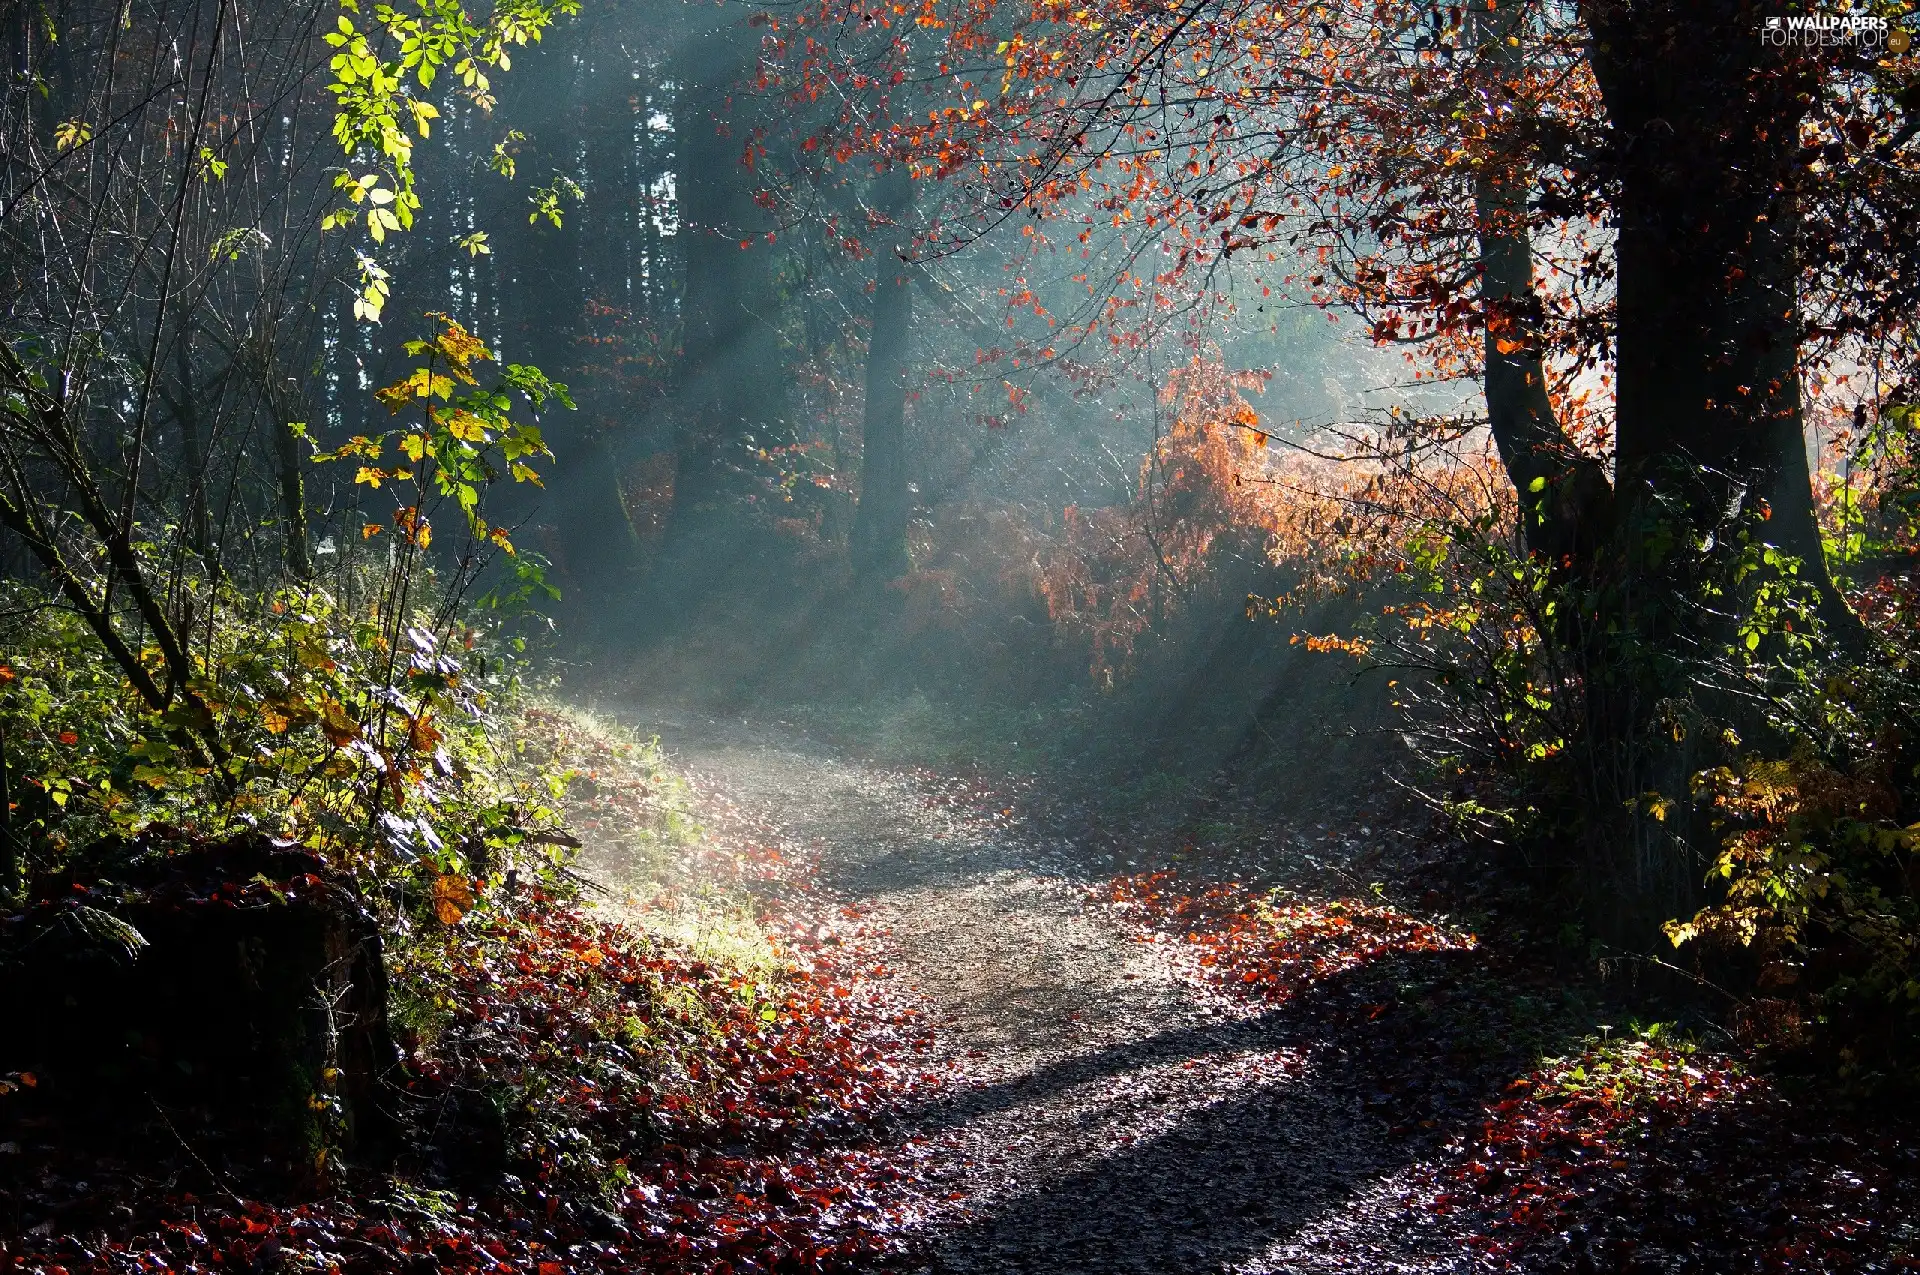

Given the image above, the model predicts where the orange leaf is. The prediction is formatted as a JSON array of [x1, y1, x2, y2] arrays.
[[320, 700, 359, 747], [408, 712, 441, 753], [433, 875, 475, 926]]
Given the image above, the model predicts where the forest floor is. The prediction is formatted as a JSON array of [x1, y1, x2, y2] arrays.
[[6, 703, 1916, 1273], [593, 708, 1920, 1275]]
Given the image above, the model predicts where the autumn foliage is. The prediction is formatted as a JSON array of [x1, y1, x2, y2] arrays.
[[891, 351, 1513, 683]]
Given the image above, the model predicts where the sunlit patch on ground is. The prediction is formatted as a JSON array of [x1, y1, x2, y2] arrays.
[[902, 1044, 1311, 1229]]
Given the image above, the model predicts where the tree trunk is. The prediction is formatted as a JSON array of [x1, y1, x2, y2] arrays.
[[1584, 0, 1835, 598], [849, 168, 915, 583], [0, 718, 16, 904], [171, 342, 213, 557], [671, 17, 792, 518], [261, 368, 313, 581], [1500, 0, 1853, 937], [558, 435, 641, 587], [554, 39, 648, 589], [1472, 4, 1609, 567]]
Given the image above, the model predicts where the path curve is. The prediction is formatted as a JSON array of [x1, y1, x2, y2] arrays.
[[618, 711, 1466, 1275]]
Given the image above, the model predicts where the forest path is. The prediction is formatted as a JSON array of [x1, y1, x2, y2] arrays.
[[603, 710, 1449, 1275]]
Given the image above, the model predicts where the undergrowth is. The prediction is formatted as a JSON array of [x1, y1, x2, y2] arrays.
[[1, 677, 933, 1273], [0, 524, 931, 1273]]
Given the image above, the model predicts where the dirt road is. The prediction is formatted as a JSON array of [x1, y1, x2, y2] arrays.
[[610, 712, 1468, 1275]]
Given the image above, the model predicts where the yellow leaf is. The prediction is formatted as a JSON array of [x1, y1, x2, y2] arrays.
[[374, 381, 414, 411], [432, 318, 492, 370], [443, 408, 488, 442]]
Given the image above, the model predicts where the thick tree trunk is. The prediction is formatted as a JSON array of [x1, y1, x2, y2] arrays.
[[1456, 0, 1868, 942], [1584, 0, 1836, 601], [850, 169, 915, 583], [1467, 2, 1852, 939]]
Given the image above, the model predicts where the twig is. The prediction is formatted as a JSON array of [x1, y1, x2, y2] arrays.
[[559, 864, 611, 896], [149, 1099, 245, 1206]]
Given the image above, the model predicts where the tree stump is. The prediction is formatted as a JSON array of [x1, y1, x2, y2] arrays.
[[0, 833, 399, 1172]]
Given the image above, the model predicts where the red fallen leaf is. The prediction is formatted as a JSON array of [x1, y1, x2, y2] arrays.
[[537, 1263, 564, 1275]]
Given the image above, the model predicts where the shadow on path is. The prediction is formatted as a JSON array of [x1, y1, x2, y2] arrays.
[[900, 948, 1563, 1274]]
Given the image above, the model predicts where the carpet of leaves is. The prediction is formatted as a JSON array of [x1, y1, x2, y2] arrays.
[[400, 888, 932, 1265], [1098, 870, 1475, 1008], [1415, 1035, 1920, 1273], [3, 757, 936, 1275]]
